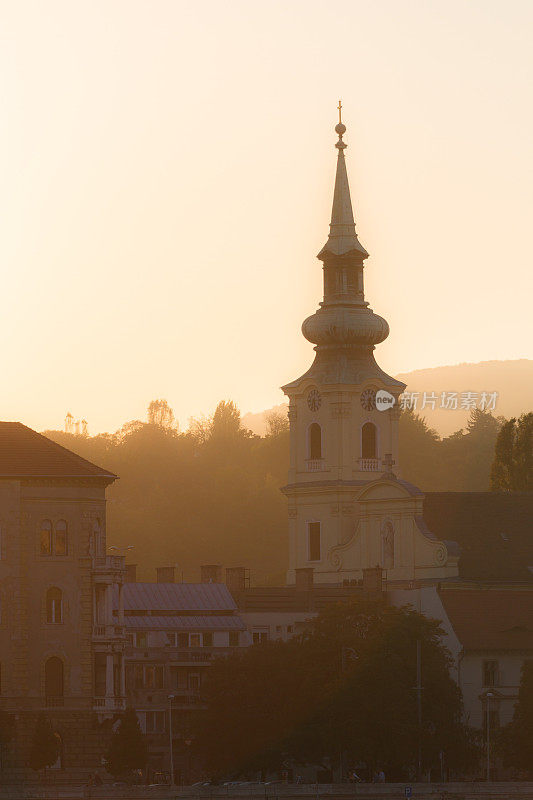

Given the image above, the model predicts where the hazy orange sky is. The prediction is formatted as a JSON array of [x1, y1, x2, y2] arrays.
[[2, 0, 532, 434]]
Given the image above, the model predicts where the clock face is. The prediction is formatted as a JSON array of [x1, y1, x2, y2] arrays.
[[360, 388, 376, 411], [307, 389, 322, 412]]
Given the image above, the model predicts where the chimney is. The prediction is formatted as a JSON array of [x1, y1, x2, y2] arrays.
[[156, 566, 175, 583], [362, 566, 383, 594], [226, 567, 246, 593], [295, 567, 314, 591], [125, 564, 137, 583], [201, 564, 223, 584]]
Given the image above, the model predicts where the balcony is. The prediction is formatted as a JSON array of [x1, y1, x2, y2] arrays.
[[306, 459, 326, 472], [92, 555, 125, 574], [93, 696, 125, 712], [358, 458, 380, 472], [170, 690, 203, 707], [92, 624, 125, 641], [170, 650, 213, 666]]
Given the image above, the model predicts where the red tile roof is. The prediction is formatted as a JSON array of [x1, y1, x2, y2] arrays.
[[0, 422, 117, 480], [439, 587, 533, 650]]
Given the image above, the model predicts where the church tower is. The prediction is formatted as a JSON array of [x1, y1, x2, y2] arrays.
[[282, 109, 458, 586]]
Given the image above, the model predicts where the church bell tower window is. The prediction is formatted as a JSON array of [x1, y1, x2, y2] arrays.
[[361, 422, 377, 459], [308, 423, 322, 460], [308, 521, 321, 562]]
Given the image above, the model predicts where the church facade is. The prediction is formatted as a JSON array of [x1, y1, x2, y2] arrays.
[[282, 115, 458, 587]]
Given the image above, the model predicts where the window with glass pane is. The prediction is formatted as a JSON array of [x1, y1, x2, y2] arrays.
[[40, 520, 52, 555], [46, 587, 63, 624], [203, 632, 213, 647], [54, 520, 68, 555], [229, 631, 239, 647], [189, 633, 201, 648]]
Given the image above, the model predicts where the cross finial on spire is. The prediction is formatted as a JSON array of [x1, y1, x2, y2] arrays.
[[335, 101, 347, 150]]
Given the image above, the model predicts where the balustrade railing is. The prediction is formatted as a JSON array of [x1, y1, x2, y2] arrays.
[[306, 459, 326, 472], [358, 458, 380, 471]]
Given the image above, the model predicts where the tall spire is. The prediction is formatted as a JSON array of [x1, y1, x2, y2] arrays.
[[318, 103, 369, 260]]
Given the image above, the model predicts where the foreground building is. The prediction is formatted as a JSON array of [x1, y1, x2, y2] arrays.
[[0, 422, 125, 778]]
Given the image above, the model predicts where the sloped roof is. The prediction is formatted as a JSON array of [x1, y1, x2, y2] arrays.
[[124, 614, 245, 630], [0, 422, 116, 480], [439, 587, 533, 650], [423, 492, 533, 581], [117, 582, 238, 613]]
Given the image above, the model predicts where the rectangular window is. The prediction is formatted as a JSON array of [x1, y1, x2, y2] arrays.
[[178, 632, 189, 648], [483, 660, 499, 687], [136, 633, 147, 649], [145, 666, 155, 689], [188, 673, 201, 691], [229, 631, 239, 647], [203, 632, 213, 648], [308, 521, 321, 561], [189, 633, 201, 648], [126, 633, 134, 647], [165, 632, 177, 647], [252, 629, 268, 645], [146, 710, 166, 733]]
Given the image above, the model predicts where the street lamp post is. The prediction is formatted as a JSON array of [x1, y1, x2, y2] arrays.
[[168, 695, 175, 789], [486, 692, 494, 782]]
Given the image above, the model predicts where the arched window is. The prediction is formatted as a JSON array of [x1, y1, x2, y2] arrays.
[[381, 521, 395, 570], [40, 520, 52, 556], [361, 422, 377, 459], [46, 588, 63, 624], [91, 519, 102, 557], [309, 423, 322, 460], [45, 657, 64, 698], [54, 520, 68, 556]]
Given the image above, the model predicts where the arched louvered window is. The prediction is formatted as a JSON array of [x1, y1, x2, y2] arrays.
[[40, 520, 52, 556], [361, 423, 377, 459], [46, 587, 63, 624], [54, 520, 68, 556], [309, 423, 322, 460]]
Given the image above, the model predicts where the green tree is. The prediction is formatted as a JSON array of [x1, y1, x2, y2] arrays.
[[491, 413, 533, 491], [441, 409, 502, 491], [106, 708, 147, 779], [29, 713, 59, 774], [195, 599, 476, 780], [500, 661, 533, 776], [147, 398, 176, 430], [399, 409, 441, 490]]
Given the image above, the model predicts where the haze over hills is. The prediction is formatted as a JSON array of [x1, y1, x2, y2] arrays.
[[242, 360, 533, 437]]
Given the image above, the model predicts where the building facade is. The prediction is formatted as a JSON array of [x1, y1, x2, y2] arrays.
[[0, 422, 125, 778], [118, 566, 249, 782]]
